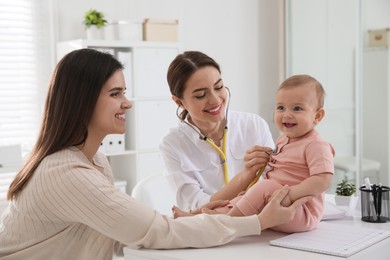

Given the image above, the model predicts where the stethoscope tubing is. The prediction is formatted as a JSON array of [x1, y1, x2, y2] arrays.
[[204, 127, 229, 184], [175, 87, 231, 185]]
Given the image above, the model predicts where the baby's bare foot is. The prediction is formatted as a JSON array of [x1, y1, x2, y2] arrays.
[[172, 205, 194, 218]]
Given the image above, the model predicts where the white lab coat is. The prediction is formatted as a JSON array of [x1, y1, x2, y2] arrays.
[[159, 110, 275, 210]]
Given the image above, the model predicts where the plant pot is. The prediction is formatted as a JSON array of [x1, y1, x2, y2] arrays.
[[86, 26, 104, 40], [335, 195, 359, 210]]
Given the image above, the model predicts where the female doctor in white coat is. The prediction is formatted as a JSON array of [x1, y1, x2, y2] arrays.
[[160, 51, 275, 210]]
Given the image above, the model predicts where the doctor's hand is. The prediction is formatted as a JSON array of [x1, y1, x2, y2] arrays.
[[243, 146, 273, 177], [172, 200, 229, 218], [212, 146, 272, 202], [257, 185, 312, 231], [193, 200, 230, 214]]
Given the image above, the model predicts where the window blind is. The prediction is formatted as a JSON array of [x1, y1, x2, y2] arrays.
[[0, 0, 53, 148]]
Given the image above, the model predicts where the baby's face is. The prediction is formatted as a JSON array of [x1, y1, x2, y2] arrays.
[[274, 83, 322, 138]]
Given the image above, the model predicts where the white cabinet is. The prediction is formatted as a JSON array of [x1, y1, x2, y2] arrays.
[[363, 46, 390, 186], [57, 39, 180, 193]]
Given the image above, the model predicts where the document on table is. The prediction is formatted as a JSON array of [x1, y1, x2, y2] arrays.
[[321, 201, 353, 220], [270, 221, 390, 257]]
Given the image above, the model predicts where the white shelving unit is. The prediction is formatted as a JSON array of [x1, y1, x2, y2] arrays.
[[363, 46, 390, 186], [57, 39, 180, 194]]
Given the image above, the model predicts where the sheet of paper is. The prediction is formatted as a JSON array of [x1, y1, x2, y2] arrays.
[[270, 221, 390, 257]]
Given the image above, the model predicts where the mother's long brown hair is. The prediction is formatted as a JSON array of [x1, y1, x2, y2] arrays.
[[7, 49, 123, 200]]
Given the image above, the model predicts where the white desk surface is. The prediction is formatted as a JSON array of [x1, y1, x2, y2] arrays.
[[124, 197, 390, 260]]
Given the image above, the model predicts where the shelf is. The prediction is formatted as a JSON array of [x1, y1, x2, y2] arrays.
[[59, 39, 180, 49], [104, 150, 137, 157], [127, 96, 172, 102], [103, 149, 161, 157]]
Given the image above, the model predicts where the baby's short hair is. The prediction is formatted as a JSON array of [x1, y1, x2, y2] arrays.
[[279, 74, 325, 108]]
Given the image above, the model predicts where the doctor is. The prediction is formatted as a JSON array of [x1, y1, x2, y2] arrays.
[[160, 51, 275, 210]]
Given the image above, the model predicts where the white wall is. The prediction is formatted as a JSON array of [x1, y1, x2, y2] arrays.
[[286, 0, 358, 156], [285, 0, 390, 186], [362, 0, 390, 185], [258, 0, 284, 136], [363, 0, 390, 38], [53, 0, 390, 135], [54, 0, 282, 121]]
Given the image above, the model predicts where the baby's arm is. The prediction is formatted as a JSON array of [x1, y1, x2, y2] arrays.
[[282, 138, 335, 206], [282, 172, 333, 206]]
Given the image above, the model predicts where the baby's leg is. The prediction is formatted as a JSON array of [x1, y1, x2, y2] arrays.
[[234, 179, 283, 216], [272, 203, 320, 233], [172, 206, 195, 218]]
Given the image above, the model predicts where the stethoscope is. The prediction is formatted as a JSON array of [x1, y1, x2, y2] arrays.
[[176, 87, 231, 185], [176, 86, 270, 189]]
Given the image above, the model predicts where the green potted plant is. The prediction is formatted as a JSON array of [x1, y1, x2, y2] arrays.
[[83, 9, 107, 40], [335, 180, 358, 209], [336, 179, 356, 196]]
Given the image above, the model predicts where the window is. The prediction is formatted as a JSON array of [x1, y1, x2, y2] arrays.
[[0, 0, 53, 150]]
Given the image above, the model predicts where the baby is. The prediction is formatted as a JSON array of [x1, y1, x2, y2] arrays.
[[173, 74, 335, 233]]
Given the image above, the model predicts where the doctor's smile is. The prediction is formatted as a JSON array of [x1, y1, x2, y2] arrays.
[[204, 104, 223, 115]]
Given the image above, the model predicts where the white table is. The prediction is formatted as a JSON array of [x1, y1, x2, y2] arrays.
[[124, 196, 390, 260], [124, 218, 390, 260]]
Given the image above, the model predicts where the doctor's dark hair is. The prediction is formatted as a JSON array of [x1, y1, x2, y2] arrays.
[[167, 51, 221, 120], [8, 48, 123, 200]]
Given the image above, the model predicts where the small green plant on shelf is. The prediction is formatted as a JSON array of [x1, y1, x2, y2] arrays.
[[83, 9, 107, 29], [336, 179, 356, 196]]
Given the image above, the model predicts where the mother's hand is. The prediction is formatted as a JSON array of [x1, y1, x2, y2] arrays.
[[257, 185, 312, 231]]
